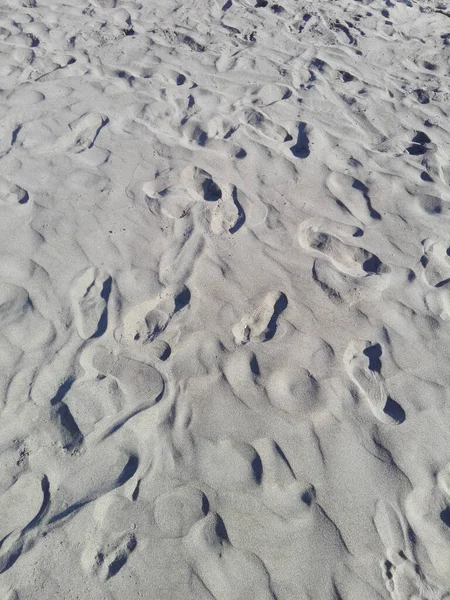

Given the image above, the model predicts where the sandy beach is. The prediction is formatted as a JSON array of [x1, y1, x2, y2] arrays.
[[0, 0, 450, 597]]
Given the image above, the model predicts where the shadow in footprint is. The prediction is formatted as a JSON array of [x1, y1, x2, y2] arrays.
[[92, 276, 112, 339], [290, 122, 310, 158], [56, 403, 84, 451], [363, 343, 382, 372], [265, 292, 288, 340], [193, 127, 208, 146], [249, 353, 260, 376], [440, 506, 450, 527], [436, 278, 450, 289], [174, 287, 191, 311], [50, 377, 75, 406], [202, 179, 222, 201], [352, 179, 381, 220], [215, 515, 229, 541], [363, 254, 382, 274], [117, 454, 140, 486], [24, 476, 51, 533], [202, 493, 210, 516], [251, 454, 263, 484], [229, 187, 246, 234], [407, 132, 430, 156], [274, 442, 295, 476], [383, 397, 405, 424], [107, 536, 137, 579]]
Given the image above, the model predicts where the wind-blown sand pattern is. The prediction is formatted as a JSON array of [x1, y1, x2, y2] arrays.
[[0, 0, 450, 598]]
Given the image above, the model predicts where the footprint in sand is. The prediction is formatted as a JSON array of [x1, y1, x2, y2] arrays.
[[240, 107, 291, 143], [425, 287, 450, 321], [0, 282, 54, 350], [299, 218, 382, 277], [0, 474, 49, 574], [266, 367, 324, 418], [117, 285, 190, 347], [144, 183, 191, 220], [374, 501, 444, 600], [154, 486, 209, 538], [421, 238, 450, 287], [151, 469, 275, 599], [143, 167, 244, 234], [403, 467, 450, 585], [181, 166, 222, 202], [0, 473, 47, 546], [311, 257, 390, 306], [86, 529, 137, 581], [66, 112, 108, 154], [79, 495, 143, 583], [184, 511, 276, 600], [343, 340, 405, 424], [255, 438, 316, 520], [196, 439, 263, 492], [87, 346, 165, 408], [232, 290, 287, 344], [326, 171, 381, 223], [172, 403, 263, 491], [0, 175, 29, 205], [71, 267, 111, 340], [210, 184, 245, 234]]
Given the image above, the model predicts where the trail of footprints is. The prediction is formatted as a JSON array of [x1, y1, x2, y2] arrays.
[[0, 206, 416, 590], [0, 0, 449, 596]]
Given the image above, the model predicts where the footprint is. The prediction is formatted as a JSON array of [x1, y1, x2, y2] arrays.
[[154, 486, 209, 538], [326, 171, 381, 223], [88, 346, 165, 408], [48, 448, 139, 527], [90, 531, 137, 581], [0, 282, 54, 350], [299, 218, 381, 277], [312, 259, 358, 305], [210, 184, 245, 234], [183, 512, 276, 600], [421, 239, 450, 287], [240, 108, 290, 143], [66, 112, 108, 154], [381, 553, 441, 600], [255, 439, 316, 519], [118, 285, 190, 345], [71, 267, 111, 340], [0, 473, 46, 542], [0, 175, 28, 205], [181, 166, 222, 202], [266, 367, 323, 417], [374, 501, 441, 600], [343, 340, 405, 424], [0, 475, 50, 574], [195, 439, 263, 492], [425, 288, 450, 321], [81, 494, 139, 582], [232, 290, 287, 344], [144, 184, 190, 219], [65, 374, 126, 437]]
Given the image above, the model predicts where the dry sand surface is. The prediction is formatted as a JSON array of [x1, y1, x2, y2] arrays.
[[0, 0, 450, 597]]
